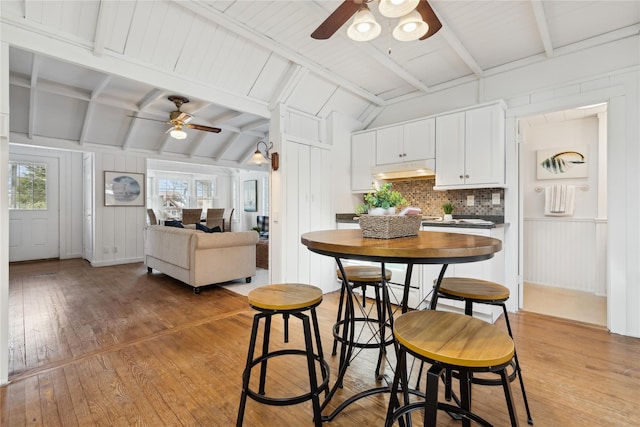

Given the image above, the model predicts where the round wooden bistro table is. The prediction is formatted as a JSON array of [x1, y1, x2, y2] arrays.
[[300, 228, 503, 422]]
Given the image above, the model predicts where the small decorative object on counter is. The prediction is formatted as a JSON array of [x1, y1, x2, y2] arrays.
[[442, 202, 455, 222], [355, 183, 408, 216]]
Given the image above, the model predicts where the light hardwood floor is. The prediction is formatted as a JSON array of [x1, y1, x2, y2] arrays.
[[2, 259, 639, 426], [523, 282, 607, 327]]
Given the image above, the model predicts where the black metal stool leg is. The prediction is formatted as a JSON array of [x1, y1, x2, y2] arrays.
[[500, 368, 520, 426], [258, 314, 272, 395], [332, 279, 347, 356], [501, 304, 533, 425], [301, 313, 323, 427], [237, 313, 262, 427]]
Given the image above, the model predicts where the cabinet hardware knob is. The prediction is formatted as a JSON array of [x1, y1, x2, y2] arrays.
[[465, 174, 469, 178], [459, 175, 464, 179]]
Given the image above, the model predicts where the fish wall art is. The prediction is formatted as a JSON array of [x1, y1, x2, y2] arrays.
[[537, 147, 588, 179]]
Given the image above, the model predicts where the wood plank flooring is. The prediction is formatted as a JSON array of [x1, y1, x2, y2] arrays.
[[2, 259, 639, 426]]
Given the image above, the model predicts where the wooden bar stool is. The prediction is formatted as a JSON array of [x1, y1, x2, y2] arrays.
[[385, 310, 519, 427], [435, 277, 533, 425], [333, 265, 393, 378], [237, 284, 330, 427]]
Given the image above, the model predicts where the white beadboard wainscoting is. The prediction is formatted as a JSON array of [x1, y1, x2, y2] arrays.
[[524, 217, 607, 296]]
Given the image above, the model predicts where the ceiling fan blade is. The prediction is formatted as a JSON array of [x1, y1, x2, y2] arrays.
[[417, 0, 442, 40], [127, 115, 168, 124], [186, 123, 222, 133], [311, 0, 362, 40]]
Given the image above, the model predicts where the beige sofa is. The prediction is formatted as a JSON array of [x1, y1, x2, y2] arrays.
[[144, 225, 259, 294]]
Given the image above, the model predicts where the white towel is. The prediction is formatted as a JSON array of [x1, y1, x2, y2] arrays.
[[545, 184, 575, 216]]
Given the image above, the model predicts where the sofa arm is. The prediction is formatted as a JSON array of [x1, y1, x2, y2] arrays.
[[192, 231, 259, 250]]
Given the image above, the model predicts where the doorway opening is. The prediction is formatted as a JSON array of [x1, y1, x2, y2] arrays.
[[519, 103, 608, 327]]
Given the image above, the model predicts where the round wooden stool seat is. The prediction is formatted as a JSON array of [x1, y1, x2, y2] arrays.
[[248, 283, 323, 311], [394, 311, 514, 368], [439, 277, 510, 302], [386, 311, 518, 427], [336, 265, 391, 283]]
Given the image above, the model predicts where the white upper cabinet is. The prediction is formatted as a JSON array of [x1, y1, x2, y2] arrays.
[[351, 130, 377, 192], [376, 118, 435, 165], [435, 103, 505, 189]]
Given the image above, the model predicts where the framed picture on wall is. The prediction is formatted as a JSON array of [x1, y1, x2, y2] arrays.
[[536, 147, 588, 180], [104, 171, 145, 206], [244, 180, 257, 212]]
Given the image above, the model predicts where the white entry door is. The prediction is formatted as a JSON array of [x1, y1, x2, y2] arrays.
[[8, 154, 60, 262]]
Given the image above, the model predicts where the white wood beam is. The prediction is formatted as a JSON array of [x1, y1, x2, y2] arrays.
[[439, 26, 484, 78], [531, 0, 554, 57], [268, 62, 304, 111], [120, 112, 140, 151], [214, 133, 242, 161], [187, 132, 207, 158], [79, 75, 111, 146], [138, 88, 165, 111], [27, 54, 39, 140], [241, 119, 269, 132], [240, 137, 262, 165], [93, 0, 113, 57]]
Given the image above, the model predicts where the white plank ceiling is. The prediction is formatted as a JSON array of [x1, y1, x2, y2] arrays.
[[2, 0, 639, 166]]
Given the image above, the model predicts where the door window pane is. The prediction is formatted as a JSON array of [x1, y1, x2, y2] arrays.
[[8, 161, 47, 210]]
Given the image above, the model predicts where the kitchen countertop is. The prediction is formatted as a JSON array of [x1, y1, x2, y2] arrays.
[[335, 213, 505, 229]]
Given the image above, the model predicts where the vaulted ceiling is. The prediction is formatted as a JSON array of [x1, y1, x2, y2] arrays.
[[3, 1, 639, 167]]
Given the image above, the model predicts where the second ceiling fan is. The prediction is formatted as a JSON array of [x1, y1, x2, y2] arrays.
[[312, 0, 442, 42], [131, 95, 222, 140]]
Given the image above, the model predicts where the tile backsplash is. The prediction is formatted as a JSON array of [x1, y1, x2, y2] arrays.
[[383, 178, 505, 217]]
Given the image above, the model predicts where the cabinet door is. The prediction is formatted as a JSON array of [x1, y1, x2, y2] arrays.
[[351, 131, 376, 192], [465, 105, 505, 185], [403, 118, 435, 162], [435, 111, 465, 186], [376, 126, 403, 165]]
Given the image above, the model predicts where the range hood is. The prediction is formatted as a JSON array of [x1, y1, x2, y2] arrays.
[[371, 159, 435, 180]]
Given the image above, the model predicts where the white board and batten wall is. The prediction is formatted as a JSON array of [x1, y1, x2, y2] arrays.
[[522, 114, 607, 296], [270, 105, 337, 295]]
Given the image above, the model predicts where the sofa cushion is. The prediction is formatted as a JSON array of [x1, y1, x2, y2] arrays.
[[196, 223, 222, 233]]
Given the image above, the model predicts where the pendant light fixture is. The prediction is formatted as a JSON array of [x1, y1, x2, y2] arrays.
[[170, 125, 187, 140], [393, 9, 429, 41], [378, 0, 420, 18], [347, 0, 428, 42], [347, 4, 381, 42]]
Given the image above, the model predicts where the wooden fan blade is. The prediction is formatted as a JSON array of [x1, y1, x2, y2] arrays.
[[186, 123, 222, 133], [417, 0, 442, 40], [311, 1, 362, 40], [127, 115, 168, 124]]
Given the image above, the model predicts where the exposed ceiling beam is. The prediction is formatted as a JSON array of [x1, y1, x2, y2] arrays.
[[187, 132, 207, 158], [215, 133, 242, 161], [93, 0, 113, 57], [28, 54, 40, 140], [531, 0, 554, 57], [439, 26, 484, 78], [241, 119, 269, 132], [138, 89, 166, 111], [268, 62, 303, 111], [157, 134, 172, 155], [177, 0, 386, 107], [79, 74, 111, 146]]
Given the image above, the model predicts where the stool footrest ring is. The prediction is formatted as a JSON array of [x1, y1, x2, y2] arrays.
[[244, 349, 330, 407]]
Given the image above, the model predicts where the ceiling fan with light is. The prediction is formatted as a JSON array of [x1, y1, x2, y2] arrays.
[[312, 0, 442, 42], [129, 95, 222, 140]]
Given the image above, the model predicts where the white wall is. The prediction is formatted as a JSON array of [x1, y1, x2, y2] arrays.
[[92, 151, 146, 266]]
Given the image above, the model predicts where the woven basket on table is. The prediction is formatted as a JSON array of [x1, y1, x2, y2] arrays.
[[358, 214, 422, 239]]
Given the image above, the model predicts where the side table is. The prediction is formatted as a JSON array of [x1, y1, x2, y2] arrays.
[[256, 239, 269, 269]]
